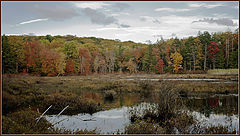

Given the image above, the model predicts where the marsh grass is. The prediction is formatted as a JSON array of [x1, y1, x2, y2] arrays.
[[2, 78, 101, 115], [125, 82, 236, 134], [3, 74, 237, 115], [2, 108, 98, 134], [208, 69, 238, 75], [189, 122, 236, 134], [125, 119, 165, 134], [41, 91, 101, 115], [2, 74, 238, 134], [126, 83, 195, 134], [3, 74, 237, 94], [2, 109, 52, 134]]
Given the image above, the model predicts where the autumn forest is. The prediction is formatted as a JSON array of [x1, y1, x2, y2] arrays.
[[2, 30, 239, 76]]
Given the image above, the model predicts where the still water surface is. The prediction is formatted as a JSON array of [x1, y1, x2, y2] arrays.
[[46, 91, 238, 134]]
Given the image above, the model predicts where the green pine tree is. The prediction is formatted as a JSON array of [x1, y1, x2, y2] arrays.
[[2, 35, 16, 73]]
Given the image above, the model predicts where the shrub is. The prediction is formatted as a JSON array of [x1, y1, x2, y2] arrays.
[[41, 91, 101, 115], [190, 123, 235, 134], [125, 119, 165, 134], [104, 90, 117, 101], [127, 82, 195, 134], [2, 109, 52, 134], [204, 125, 234, 134]]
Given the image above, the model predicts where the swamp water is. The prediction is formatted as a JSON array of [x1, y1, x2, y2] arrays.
[[45, 92, 238, 134], [45, 78, 238, 134]]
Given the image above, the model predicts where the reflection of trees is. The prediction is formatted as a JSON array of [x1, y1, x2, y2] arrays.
[[80, 91, 237, 117], [184, 95, 238, 116], [101, 92, 141, 110]]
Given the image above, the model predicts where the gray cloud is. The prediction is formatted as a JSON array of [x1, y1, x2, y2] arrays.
[[153, 35, 163, 38], [192, 18, 237, 26], [153, 19, 161, 24], [83, 8, 117, 25], [117, 23, 130, 28], [82, 7, 130, 27], [30, 4, 79, 21], [171, 33, 177, 37], [112, 3, 130, 11], [28, 33, 36, 36], [140, 17, 146, 22], [140, 16, 161, 24]]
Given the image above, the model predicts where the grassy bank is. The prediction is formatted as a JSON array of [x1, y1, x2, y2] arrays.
[[3, 73, 238, 93], [2, 108, 97, 134], [3, 74, 238, 113], [2, 78, 102, 115], [208, 69, 238, 75]]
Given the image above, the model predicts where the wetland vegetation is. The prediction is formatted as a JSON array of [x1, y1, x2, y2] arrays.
[[2, 73, 238, 134]]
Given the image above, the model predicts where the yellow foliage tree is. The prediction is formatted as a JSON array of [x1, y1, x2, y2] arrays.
[[170, 49, 183, 73]]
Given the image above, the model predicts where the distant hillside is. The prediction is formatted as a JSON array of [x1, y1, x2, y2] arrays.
[[2, 31, 238, 76]]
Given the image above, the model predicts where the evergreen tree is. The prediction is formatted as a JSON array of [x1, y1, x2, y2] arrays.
[[2, 35, 16, 73], [199, 31, 211, 70], [142, 44, 155, 72], [229, 50, 238, 68], [215, 50, 225, 69]]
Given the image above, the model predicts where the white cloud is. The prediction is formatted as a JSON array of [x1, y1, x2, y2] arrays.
[[232, 19, 239, 25], [205, 4, 224, 8], [93, 15, 201, 41], [19, 18, 48, 25], [188, 3, 223, 8], [74, 2, 110, 9], [188, 3, 202, 8], [155, 8, 192, 12], [111, 12, 130, 17], [191, 22, 233, 32]]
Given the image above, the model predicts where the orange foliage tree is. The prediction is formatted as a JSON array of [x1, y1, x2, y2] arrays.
[[24, 41, 40, 73], [79, 48, 92, 74], [40, 47, 65, 76], [65, 59, 75, 74]]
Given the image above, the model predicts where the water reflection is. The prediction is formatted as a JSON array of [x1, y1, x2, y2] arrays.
[[184, 95, 238, 117], [46, 107, 130, 134], [191, 111, 238, 133], [45, 92, 238, 134]]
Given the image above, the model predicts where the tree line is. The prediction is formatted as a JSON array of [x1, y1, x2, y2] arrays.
[[2, 30, 238, 76]]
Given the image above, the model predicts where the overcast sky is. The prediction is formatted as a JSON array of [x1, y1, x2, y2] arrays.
[[1, 1, 239, 43]]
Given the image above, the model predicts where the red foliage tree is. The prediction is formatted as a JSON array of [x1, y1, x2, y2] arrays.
[[208, 41, 219, 58], [65, 59, 75, 74], [154, 59, 165, 73], [208, 41, 219, 69]]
